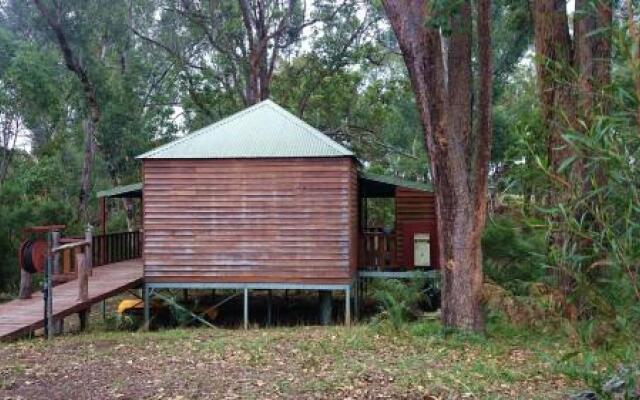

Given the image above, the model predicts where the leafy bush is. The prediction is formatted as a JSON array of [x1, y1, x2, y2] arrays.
[[370, 277, 428, 330], [543, 111, 640, 331], [482, 216, 547, 295]]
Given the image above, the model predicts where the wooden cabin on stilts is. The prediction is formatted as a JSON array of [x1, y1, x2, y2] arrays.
[[0, 100, 439, 341], [130, 100, 439, 328]]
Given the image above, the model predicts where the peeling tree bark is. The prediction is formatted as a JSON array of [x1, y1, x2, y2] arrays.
[[382, 0, 492, 332]]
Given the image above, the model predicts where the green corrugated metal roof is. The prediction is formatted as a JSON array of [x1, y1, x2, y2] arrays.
[[97, 182, 143, 198], [137, 100, 353, 159], [359, 172, 434, 192]]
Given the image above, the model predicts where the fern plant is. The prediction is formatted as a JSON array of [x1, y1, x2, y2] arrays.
[[371, 277, 427, 330]]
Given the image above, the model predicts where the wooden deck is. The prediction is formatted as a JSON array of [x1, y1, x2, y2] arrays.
[[0, 258, 143, 341]]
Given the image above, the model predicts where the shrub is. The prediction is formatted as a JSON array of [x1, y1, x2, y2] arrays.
[[370, 277, 428, 330], [482, 216, 547, 296]]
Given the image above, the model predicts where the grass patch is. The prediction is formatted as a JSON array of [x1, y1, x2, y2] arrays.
[[0, 319, 636, 399]]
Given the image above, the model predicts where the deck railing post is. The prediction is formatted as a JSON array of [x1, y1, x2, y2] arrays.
[[76, 250, 88, 302], [19, 269, 32, 300], [84, 225, 93, 276], [51, 230, 64, 335], [52, 231, 61, 275]]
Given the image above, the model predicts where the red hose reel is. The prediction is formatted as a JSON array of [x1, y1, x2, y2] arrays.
[[18, 239, 49, 273]]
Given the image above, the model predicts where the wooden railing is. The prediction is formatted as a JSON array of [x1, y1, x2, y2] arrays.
[[52, 238, 92, 302], [359, 229, 398, 271], [92, 230, 141, 267]]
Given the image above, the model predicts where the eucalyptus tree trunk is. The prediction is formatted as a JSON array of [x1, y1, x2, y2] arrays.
[[533, 0, 612, 304], [382, 0, 493, 332]]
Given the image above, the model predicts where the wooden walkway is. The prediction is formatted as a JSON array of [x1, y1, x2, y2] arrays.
[[0, 259, 143, 341]]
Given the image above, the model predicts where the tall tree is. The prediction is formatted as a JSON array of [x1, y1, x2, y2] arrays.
[[533, 0, 612, 301], [381, 0, 493, 331], [31, 0, 100, 224], [25, 0, 179, 227], [140, 0, 308, 107], [132, 0, 366, 130]]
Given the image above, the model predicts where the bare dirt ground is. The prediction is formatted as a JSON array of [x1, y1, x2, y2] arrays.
[[0, 322, 582, 400]]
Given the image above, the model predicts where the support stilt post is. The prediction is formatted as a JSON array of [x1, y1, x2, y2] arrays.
[[143, 285, 150, 330], [45, 231, 53, 339], [101, 300, 107, 321], [51, 230, 64, 335], [266, 289, 273, 327], [54, 319, 64, 335], [78, 310, 89, 331], [319, 290, 333, 326], [243, 287, 249, 330], [345, 286, 351, 327], [354, 280, 360, 321]]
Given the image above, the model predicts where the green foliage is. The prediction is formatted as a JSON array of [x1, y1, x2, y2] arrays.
[[482, 216, 547, 295], [370, 278, 427, 330], [495, 18, 640, 341], [0, 154, 74, 291], [544, 110, 640, 325], [364, 197, 395, 229]]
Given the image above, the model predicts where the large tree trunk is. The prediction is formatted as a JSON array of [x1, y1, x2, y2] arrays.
[[439, 0, 484, 331], [533, 0, 611, 305], [533, 0, 576, 299], [382, 0, 492, 331]]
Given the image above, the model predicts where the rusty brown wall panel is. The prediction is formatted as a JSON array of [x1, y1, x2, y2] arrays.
[[395, 187, 439, 268], [143, 157, 357, 284]]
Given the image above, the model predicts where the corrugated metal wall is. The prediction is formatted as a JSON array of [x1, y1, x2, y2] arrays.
[[395, 187, 439, 269], [142, 157, 358, 284]]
